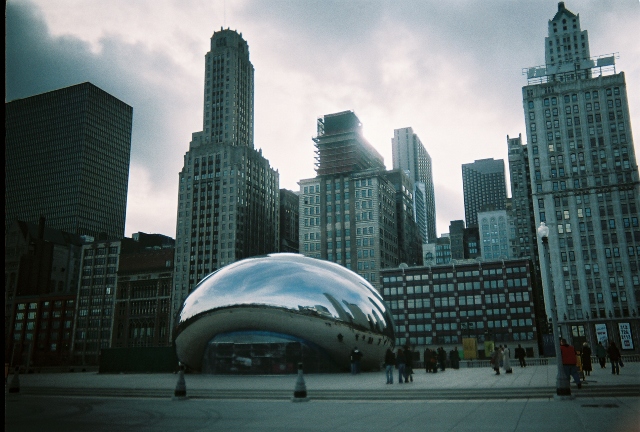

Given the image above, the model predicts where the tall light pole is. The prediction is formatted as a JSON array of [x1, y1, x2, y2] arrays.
[[538, 222, 571, 398], [584, 310, 592, 348]]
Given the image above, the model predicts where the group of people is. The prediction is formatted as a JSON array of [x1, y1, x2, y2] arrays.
[[490, 345, 513, 375], [424, 347, 460, 372], [372, 338, 624, 386], [384, 346, 415, 384], [594, 340, 623, 375], [560, 339, 623, 389], [383, 346, 464, 384]]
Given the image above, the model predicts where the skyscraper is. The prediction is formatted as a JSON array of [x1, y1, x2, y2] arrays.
[[279, 188, 300, 253], [477, 209, 510, 260], [507, 135, 549, 338], [449, 220, 466, 260], [392, 127, 437, 243], [507, 134, 538, 259], [524, 2, 639, 347], [383, 169, 423, 267], [462, 158, 507, 228], [299, 111, 400, 289], [5, 82, 133, 239], [171, 29, 279, 325]]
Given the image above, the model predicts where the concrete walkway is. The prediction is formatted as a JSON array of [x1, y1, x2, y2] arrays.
[[10, 361, 640, 400], [6, 362, 640, 432]]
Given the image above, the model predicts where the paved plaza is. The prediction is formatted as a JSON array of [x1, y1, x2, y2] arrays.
[[5, 362, 640, 431]]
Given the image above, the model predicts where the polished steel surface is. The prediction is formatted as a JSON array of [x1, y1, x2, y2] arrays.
[[174, 253, 395, 370]]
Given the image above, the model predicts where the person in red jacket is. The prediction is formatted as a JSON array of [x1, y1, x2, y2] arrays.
[[560, 338, 582, 389]]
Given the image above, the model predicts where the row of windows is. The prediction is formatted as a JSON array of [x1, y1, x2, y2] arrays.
[[84, 246, 119, 256]]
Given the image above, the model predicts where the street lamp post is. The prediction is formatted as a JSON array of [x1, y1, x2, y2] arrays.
[[466, 317, 470, 338], [584, 311, 592, 348], [538, 222, 572, 398]]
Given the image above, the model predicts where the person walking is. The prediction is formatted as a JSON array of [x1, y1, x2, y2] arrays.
[[404, 346, 414, 382], [560, 338, 582, 389], [426, 348, 438, 373], [491, 346, 503, 375], [595, 341, 607, 369], [384, 348, 395, 384], [503, 345, 513, 374], [515, 344, 527, 367], [437, 347, 447, 371], [607, 341, 621, 375], [449, 347, 460, 369], [396, 348, 406, 383], [581, 342, 592, 377], [350, 347, 363, 375], [424, 348, 433, 373]]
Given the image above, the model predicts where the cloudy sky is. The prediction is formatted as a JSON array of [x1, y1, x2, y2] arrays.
[[6, 0, 639, 239]]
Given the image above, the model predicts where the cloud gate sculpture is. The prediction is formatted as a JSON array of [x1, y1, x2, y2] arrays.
[[174, 254, 395, 373]]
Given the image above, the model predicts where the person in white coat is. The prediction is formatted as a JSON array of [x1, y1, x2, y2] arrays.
[[503, 345, 513, 373]]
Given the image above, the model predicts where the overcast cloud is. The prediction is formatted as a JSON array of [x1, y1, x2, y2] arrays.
[[6, 0, 639, 239]]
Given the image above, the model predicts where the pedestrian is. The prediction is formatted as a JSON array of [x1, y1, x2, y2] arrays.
[[384, 348, 395, 384], [426, 348, 438, 373], [424, 348, 432, 373], [607, 341, 621, 375], [491, 346, 503, 375], [396, 348, 406, 383], [560, 338, 582, 388], [437, 347, 447, 371], [515, 344, 527, 367], [449, 347, 460, 369], [595, 341, 607, 369], [581, 342, 592, 377], [576, 348, 584, 381], [431, 350, 439, 373], [404, 346, 414, 382], [503, 345, 513, 373], [350, 347, 363, 375]]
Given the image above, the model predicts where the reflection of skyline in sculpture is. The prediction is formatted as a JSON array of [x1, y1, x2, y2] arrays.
[[343, 301, 371, 330], [324, 293, 352, 322], [174, 254, 395, 372]]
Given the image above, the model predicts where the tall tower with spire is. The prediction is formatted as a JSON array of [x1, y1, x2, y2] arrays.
[[202, 29, 254, 148], [171, 29, 279, 332], [524, 3, 639, 349], [544, 2, 591, 76]]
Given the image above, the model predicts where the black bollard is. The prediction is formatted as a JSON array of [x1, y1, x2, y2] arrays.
[[9, 367, 20, 394], [173, 364, 188, 400], [291, 362, 309, 402]]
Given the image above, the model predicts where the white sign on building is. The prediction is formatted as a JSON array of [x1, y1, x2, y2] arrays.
[[618, 323, 634, 350], [595, 323, 608, 344]]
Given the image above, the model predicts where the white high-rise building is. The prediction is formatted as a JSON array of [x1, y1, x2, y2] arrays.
[[524, 2, 639, 348]]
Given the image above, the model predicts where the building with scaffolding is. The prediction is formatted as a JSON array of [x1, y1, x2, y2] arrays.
[[299, 111, 406, 290], [313, 111, 384, 176], [523, 2, 639, 352]]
